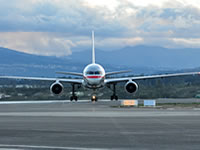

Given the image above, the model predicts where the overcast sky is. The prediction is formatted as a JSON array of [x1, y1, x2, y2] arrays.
[[0, 0, 200, 56]]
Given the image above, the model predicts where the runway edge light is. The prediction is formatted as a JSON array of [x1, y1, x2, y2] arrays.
[[121, 100, 138, 106]]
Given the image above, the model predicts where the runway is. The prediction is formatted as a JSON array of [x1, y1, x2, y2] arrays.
[[0, 100, 200, 150]]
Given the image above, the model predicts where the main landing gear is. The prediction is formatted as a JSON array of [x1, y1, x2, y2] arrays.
[[70, 95, 78, 101], [111, 95, 118, 101], [110, 84, 118, 101], [70, 84, 78, 101]]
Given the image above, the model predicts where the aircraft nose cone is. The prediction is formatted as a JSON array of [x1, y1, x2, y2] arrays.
[[88, 78, 101, 85]]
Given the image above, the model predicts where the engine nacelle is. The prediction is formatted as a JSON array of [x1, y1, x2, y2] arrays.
[[125, 81, 138, 94], [50, 82, 63, 95]]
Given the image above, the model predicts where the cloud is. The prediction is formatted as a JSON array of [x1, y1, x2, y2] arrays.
[[172, 38, 200, 48], [96, 37, 144, 50], [112, 0, 200, 48], [0, 0, 200, 56], [0, 0, 125, 36], [0, 32, 73, 56]]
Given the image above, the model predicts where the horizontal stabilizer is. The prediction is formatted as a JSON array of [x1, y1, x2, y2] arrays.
[[56, 71, 83, 76], [106, 70, 132, 76]]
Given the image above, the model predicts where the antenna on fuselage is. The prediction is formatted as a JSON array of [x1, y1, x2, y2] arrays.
[[92, 31, 95, 64]]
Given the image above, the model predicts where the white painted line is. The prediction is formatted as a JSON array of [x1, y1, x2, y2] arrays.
[[0, 148, 20, 150], [0, 144, 110, 150], [0, 100, 69, 104], [0, 111, 200, 117], [0, 100, 84, 104], [0, 99, 112, 104]]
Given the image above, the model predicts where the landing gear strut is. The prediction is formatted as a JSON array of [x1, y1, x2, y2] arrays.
[[70, 84, 78, 101], [110, 84, 118, 101]]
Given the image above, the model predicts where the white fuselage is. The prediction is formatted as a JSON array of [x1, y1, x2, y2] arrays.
[[83, 63, 105, 89]]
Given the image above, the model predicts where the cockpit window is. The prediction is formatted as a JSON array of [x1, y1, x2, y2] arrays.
[[95, 71, 102, 75], [86, 71, 102, 75], [86, 71, 94, 75]]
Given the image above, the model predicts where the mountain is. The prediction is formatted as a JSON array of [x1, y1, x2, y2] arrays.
[[0, 47, 121, 76], [0, 45, 200, 76], [69, 45, 200, 69], [0, 47, 86, 76]]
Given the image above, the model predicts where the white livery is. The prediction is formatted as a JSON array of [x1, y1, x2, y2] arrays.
[[0, 31, 199, 101]]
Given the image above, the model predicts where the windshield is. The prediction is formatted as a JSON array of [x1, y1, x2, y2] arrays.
[[86, 71, 102, 75]]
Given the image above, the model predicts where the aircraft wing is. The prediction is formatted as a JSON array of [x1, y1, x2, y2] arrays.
[[0, 76, 82, 84], [56, 71, 83, 76], [105, 70, 131, 76], [105, 72, 200, 84]]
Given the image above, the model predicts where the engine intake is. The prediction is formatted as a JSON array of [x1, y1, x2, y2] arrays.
[[125, 81, 138, 94], [50, 82, 63, 95]]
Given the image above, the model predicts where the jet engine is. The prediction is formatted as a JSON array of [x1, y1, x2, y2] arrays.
[[50, 82, 63, 95], [125, 81, 138, 94]]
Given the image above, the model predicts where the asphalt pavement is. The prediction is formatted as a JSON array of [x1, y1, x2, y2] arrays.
[[0, 100, 199, 150]]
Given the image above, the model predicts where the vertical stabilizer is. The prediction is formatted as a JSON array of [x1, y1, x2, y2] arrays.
[[92, 31, 95, 64]]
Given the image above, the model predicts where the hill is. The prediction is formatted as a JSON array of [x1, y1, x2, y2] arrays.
[[0, 45, 200, 76], [69, 45, 200, 69]]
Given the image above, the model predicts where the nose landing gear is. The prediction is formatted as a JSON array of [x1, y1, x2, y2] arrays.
[[91, 95, 98, 102]]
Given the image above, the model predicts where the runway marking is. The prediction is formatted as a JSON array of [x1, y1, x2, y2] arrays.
[[0, 111, 200, 117], [0, 144, 110, 150], [0, 100, 111, 104], [0, 100, 82, 104]]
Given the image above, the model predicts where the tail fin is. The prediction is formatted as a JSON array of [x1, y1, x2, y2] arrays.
[[92, 31, 95, 64]]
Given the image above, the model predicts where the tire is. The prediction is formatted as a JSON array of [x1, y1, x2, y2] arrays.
[[115, 96, 118, 101], [111, 96, 114, 100], [70, 96, 73, 101], [74, 96, 78, 101]]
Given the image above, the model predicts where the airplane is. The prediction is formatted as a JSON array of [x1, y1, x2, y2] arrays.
[[0, 31, 199, 102]]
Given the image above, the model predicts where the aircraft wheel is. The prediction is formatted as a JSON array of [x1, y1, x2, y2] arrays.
[[70, 96, 73, 101], [74, 96, 78, 101], [91, 95, 97, 102], [110, 96, 114, 101], [70, 96, 78, 101], [115, 96, 118, 101]]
